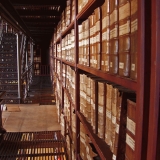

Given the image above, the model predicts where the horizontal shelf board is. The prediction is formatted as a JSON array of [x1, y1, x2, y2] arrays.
[[55, 37, 60, 44], [54, 57, 61, 61], [62, 59, 75, 67], [55, 21, 74, 44], [61, 21, 74, 38], [76, 0, 104, 20], [77, 64, 137, 91], [63, 86, 75, 109], [77, 111, 112, 160]]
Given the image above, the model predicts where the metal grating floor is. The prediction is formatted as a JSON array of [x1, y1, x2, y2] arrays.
[[0, 131, 67, 160]]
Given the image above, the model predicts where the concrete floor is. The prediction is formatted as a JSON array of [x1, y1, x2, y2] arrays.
[[2, 104, 61, 132]]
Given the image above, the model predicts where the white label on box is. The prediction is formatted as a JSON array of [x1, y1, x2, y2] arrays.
[[119, 20, 130, 35], [102, 31, 107, 41], [126, 134, 135, 150], [110, 9, 118, 25], [131, 19, 138, 33], [131, 63, 136, 71], [119, 62, 124, 69], [96, 21, 100, 31], [102, 17, 107, 30], [112, 116, 116, 124], [98, 105, 103, 114], [105, 60, 109, 66], [101, 61, 104, 65], [112, 154, 116, 160], [86, 146, 89, 153], [127, 117, 136, 135], [116, 123, 120, 133], [96, 33, 100, 42], [107, 110, 111, 119], [119, 2, 130, 20], [110, 62, 113, 67], [93, 36, 96, 44], [110, 25, 118, 39]]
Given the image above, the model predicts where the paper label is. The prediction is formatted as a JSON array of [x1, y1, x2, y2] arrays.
[[126, 134, 135, 150], [98, 105, 103, 113], [127, 117, 136, 135], [119, 62, 124, 69], [110, 25, 118, 39], [105, 60, 109, 65], [96, 21, 100, 31], [110, 62, 113, 67], [101, 61, 104, 65], [119, 20, 130, 35], [96, 33, 100, 42], [112, 116, 116, 124], [131, 63, 136, 71], [110, 9, 118, 25], [106, 110, 111, 119], [119, 2, 130, 20], [112, 154, 116, 160], [102, 31, 107, 41], [131, 19, 138, 33], [116, 123, 119, 133]]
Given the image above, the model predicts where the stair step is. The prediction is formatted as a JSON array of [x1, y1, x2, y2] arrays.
[[0, 131, 67, 159]]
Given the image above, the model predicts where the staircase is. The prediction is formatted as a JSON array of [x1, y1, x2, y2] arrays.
[[25, 76, 55, 105], [0, 131, 67, 159], [0, 32, 21, 104]]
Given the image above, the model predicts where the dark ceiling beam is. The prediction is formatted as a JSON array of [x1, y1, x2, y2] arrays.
[[28, 27, 54, 30], [21, 18, 60, 23], [0, 0, 32, 37], [30, 30, 53, 33], [9, 0, 66, 6], [25, 22, 56, 25], [16, 10, 60, 17]]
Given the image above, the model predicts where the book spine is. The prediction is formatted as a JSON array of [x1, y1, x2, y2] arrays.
[[98, 82, 106, 139], [118, 0, 131, 77], [112, 91, 122, 159], [79, 24, 83, 64], [94, 7, 102, 70], [125, 99, 136, 160], [91, 79, 96, 132], [130, 0, 138, 80], [89, 14, 95, 68], [110, 87, 118, 152], [109, 0, 118, 74], [105, 84, 113, 147], [101, 0, 110, 72]]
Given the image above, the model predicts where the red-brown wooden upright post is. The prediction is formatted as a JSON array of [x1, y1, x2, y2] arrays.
[[147, 0, 160, 159], [136, 0, 151, 159]]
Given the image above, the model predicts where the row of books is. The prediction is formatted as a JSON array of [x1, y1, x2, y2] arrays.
[[62, 64, 76, 104], [79, 0, 137, 79], [61, 29, 75, 62], [54, 0, 75, 41], [79, 74, 136, 159]]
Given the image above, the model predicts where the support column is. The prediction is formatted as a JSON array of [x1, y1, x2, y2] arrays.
[[16, 33, 22, 101]]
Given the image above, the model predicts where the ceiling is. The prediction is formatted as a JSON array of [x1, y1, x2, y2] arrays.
[[2, 0, 67, 45]]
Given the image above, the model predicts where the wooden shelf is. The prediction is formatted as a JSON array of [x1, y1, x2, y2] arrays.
[[54, 57, 61, 61], [62, 59, 75, 68], [76, 0, 104, 20], [55, 21, 74, 44], [61, 21, 74, 38], [77, 64, 137, 92], [63, 86, 75, 110], [77, 111, 112, 160]]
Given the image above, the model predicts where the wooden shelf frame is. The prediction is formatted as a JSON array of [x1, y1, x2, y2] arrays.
[[50, 0, 160, 159], [77, 111, 112, 160]]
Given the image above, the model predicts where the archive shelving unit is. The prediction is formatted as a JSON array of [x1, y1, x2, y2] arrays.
[[50, 0, 160, 160]]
